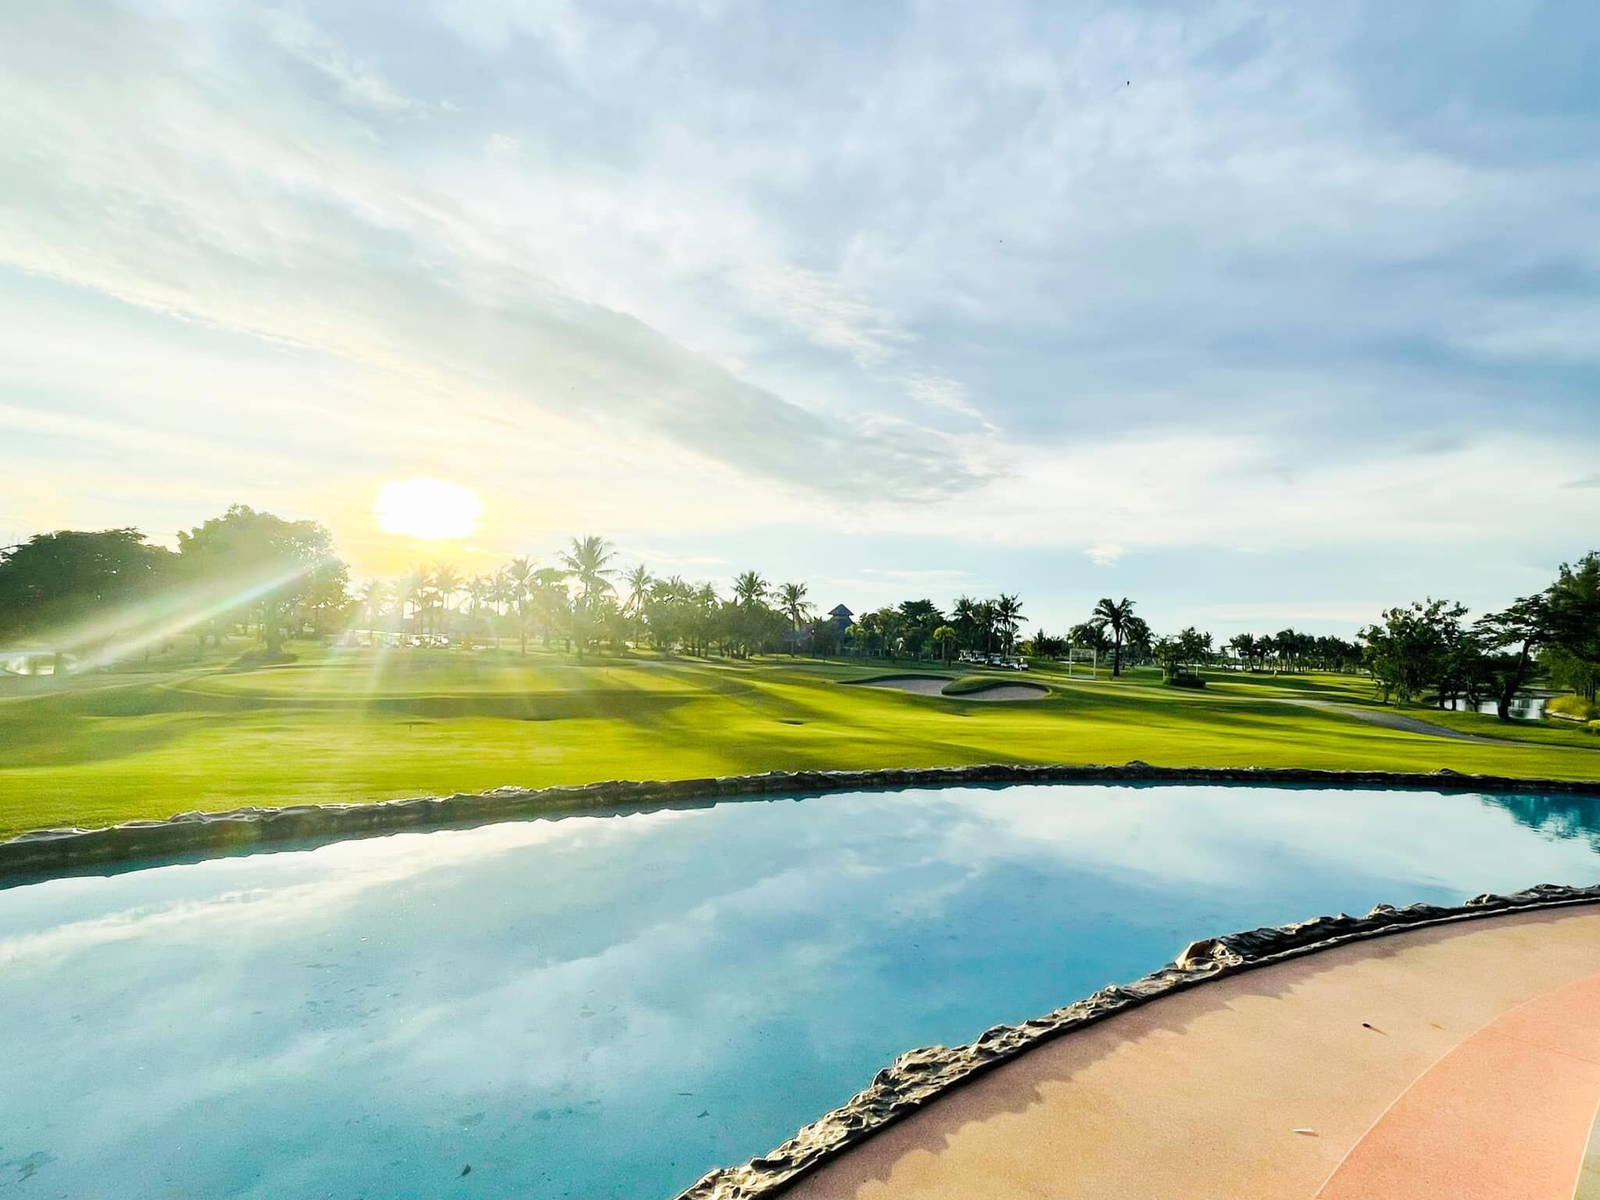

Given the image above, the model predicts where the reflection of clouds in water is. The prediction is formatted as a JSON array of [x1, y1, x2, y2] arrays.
[[11, 785, 1599, 1200], [932, 786, 1600, 894], [0, 808, 695, 965], [3, 799, 942, 1164]]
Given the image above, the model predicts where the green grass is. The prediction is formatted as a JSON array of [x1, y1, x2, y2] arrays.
[[940, 674, 1050, 697], [1, 646, 1597, 840]]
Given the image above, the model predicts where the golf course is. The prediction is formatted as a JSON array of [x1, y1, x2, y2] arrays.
[[3, 645, 1596, 841]]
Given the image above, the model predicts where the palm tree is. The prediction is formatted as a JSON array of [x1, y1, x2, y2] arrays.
[[1256, 633, 1276, 671], [430, 564, 462, 639], [402, 566, 428, 637], [561, 536, 617, 607], [732, 570, 770, 606], [353, 579, 387, 637], [973, 600, 997, 655], [504, 557, 534, 654], [777, 581, 810, 625], [1090, 596, 1138, 677], [932, 624, 957, 665], [777, 581, 811, 655], [994, 593, 1027, 655], [623, 564, 653, 616], [532, 566, 571, 650], [487, 573, 510, 650], [1227, 633, 1255, 668], [1124, 615, 1153, 661]]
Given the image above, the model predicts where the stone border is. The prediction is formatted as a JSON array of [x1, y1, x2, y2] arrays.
[[674, 882, 1600, 1200], [6, 761, 1600, 881]]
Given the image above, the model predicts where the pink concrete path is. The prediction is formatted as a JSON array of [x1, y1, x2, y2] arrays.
[[784, 906, 1600, 1200], [1317, 971, 1600, 1199]]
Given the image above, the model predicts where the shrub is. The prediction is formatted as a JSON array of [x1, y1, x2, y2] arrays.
[[1550, 694, 1600, 721], [1165, 673, 1207, 689]]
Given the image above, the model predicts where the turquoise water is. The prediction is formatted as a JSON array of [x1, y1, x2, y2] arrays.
[[4, 783, 1600, 1199]]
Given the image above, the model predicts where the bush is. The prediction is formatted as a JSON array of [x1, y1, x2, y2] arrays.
[[1165, 673, 1207, 689], [1550, 694, 1600, 721]]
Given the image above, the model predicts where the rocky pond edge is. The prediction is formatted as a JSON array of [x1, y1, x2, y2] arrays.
[[6, 761, 1600, 881], [675, 880, 1600, 1200]]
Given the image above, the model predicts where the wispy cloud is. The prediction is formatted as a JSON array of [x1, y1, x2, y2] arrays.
[[1, 0, 1596, 605]]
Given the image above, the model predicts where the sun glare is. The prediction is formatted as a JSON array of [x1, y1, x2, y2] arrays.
[[375, 479, 482, 540]]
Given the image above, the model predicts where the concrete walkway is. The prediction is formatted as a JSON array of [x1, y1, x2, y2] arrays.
[[785, 906, 1600, 1200]]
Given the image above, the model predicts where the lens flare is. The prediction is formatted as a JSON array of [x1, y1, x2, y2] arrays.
[[375, 479, 481, 540]]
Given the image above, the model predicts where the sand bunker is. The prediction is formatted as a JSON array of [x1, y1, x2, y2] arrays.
[[853, 675, 953, 696], [954, 683, 1049, 701], [849, 676, 1048, 702]]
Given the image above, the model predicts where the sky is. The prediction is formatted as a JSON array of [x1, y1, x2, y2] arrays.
[[2, 0, 1597, 638]]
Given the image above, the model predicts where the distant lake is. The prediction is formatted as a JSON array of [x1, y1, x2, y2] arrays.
[[1443, 695, 1547, 720]]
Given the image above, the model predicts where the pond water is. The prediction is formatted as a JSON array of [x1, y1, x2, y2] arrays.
[[4, 783, 1600, 1200], [1442, 694, 1548, 719]]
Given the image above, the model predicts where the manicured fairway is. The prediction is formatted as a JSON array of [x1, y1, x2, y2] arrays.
[[1, 647, 1596, 839]]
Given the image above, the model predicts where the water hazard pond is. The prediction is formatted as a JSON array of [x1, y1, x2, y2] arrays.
[[5, 782, 1600, 1199]]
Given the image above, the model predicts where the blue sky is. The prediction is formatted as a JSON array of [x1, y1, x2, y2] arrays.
[[2, 0, 1597, 637]]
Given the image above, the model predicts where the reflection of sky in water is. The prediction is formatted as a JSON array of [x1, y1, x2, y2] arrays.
[[4, 784, 1600, 1199]]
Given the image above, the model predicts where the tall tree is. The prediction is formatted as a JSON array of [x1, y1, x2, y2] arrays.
[[732, 570, 770, 606], [560, 536, 617, 607], [1360, 598, 1467, 705], [176, 505, 344, 655], [623, 564, 653, 617], [994, 594, 1027, 655], [503, 557, 534, 654], [1544, 552, 1600, 703], [778, 582, 811, 655], [1090, 596, 1138, 677], [430, 564, 462, 638], [0, 528, 175, 669]]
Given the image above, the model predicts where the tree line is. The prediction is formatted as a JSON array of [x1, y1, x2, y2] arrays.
[[1, 507, 1595, 722], [1358, 554, 1600, 718]]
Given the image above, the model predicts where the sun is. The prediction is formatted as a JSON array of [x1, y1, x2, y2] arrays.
[[375, 479, 482, 540]]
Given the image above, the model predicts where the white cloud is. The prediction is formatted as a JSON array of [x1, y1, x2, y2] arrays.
[[1, 0, 1596, 586]]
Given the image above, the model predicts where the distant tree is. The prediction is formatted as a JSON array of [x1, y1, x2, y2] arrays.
[[952, 596, 982, 656], [994, 594, 1026, 655], [623, 564, 653, 617], [354, 578, 392, 636], [1069, 621, 1111, 658], [778, 582, 812, 655], [0, 528, 175, 669], [1124, 616, 1154, 662], [1154, 627, 1212, 679], [1227, 633, 1256, 667], [1255, 633, 1276, 669], [972, 600, 997, 655], [1360, 599, 1467, 705], [176, 505, 344, 655], [932, 623, 957, 664], [561, 536, 617, 608], [1030, 630, 1067, 658], [503, 557, 534, 654], [531, 566, 571, 650], [1544, 552, 1600, 703], [732, 570, 771, 607], [897, 598, 943, 658], [1090, 597, 1138, 677], [430, 564, 462, 636]]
